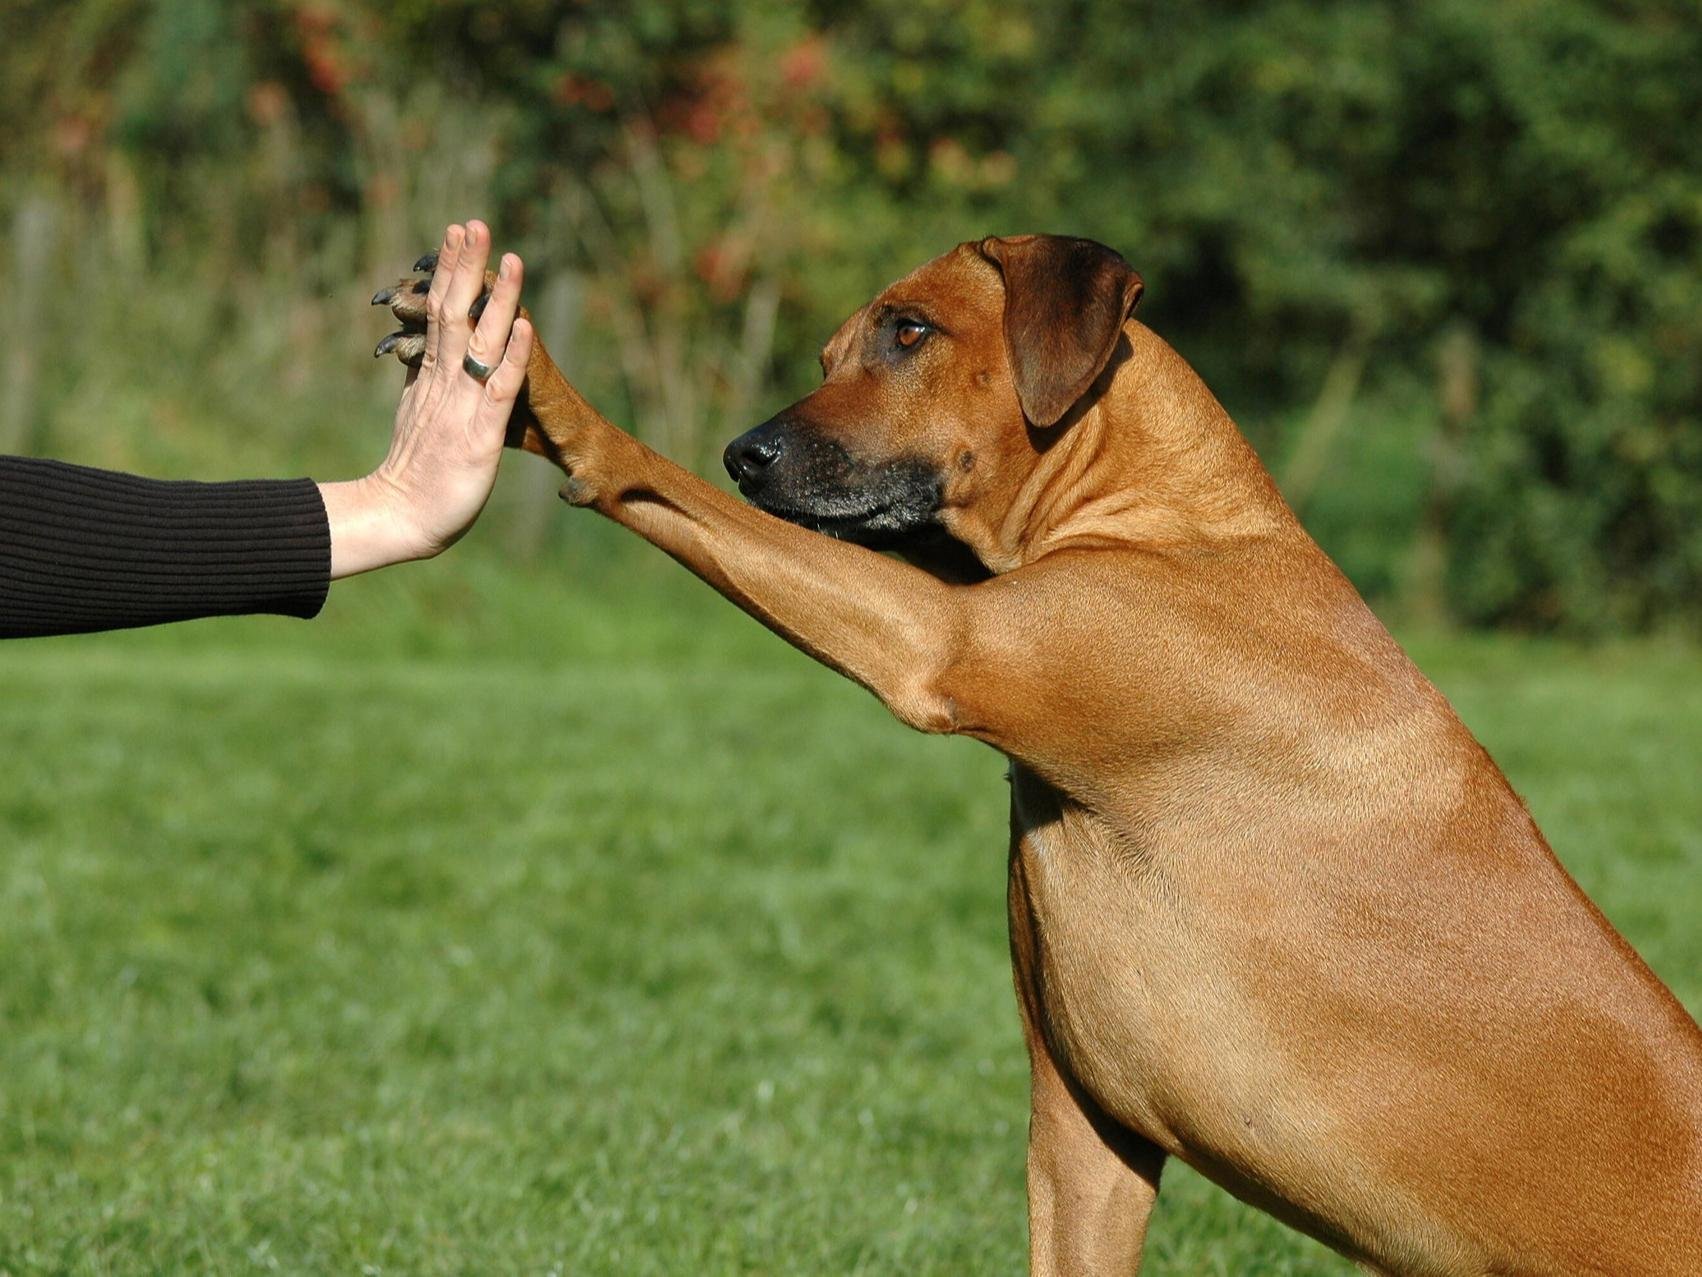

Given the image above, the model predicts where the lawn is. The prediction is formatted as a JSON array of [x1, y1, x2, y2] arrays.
[[2, 546, 1698, 1275]]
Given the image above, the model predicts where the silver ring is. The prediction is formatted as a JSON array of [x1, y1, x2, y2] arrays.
[[463, 352, 497, 382]]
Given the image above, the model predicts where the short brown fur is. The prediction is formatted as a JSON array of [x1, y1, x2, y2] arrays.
[[444, 235, 1702, 1273]]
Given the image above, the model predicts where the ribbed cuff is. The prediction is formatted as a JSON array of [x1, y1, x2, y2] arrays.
[[0, 457, 331, 638]]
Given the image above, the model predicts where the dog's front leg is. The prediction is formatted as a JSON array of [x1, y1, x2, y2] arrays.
[[509, 344, 982, 735], [1027, 1052, 1164, 1277], [1012, 859, 1164, 1275]]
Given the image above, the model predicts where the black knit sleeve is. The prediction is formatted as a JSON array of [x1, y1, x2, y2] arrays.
[[0, 457, 331, 638]]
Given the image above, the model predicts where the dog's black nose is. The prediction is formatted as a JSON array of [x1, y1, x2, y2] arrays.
[[723, 425, 783, 484]]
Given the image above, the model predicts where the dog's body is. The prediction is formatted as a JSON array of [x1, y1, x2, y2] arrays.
[[383, 235, 1702, 1272]]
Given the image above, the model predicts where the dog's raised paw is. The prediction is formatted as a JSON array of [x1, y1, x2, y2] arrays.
[[370, 250, 496, 369]]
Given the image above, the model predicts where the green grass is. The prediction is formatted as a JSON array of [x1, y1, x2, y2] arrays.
[[2, 547, 1698, 1275]]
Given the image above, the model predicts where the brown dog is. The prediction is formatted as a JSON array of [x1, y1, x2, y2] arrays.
[[377, 235, 1702, 1273]]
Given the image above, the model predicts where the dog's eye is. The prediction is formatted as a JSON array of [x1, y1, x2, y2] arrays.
[[895, 321, 930, 350]]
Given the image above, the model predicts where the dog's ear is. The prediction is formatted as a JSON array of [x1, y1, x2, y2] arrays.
[[976, 235, 1145, 428]]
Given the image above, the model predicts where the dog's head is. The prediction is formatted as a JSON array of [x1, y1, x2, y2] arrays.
[[723, 234, 1144, 556]]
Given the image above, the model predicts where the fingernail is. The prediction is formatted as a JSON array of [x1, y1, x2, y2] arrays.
[[499, 256, 511, 279]]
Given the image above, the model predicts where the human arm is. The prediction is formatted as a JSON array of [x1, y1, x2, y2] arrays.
[[0, 221, 531, 639]]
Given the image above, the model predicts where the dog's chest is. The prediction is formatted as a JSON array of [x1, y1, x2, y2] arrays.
[[1006, 766, 1187, 1135], [1005, 764, 1282, 1156]]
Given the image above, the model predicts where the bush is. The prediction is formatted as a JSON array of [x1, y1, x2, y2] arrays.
[[2, 0, 1697, 632]]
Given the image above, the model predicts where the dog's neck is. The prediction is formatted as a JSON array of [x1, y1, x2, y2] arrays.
[[952, 323, 1293, 572]]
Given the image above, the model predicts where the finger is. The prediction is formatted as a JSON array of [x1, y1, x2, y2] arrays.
[[435, 219, 492, 373], [464, 253, 524, 383], [480, 317, 535, 419], [421, 223, 466, 370]]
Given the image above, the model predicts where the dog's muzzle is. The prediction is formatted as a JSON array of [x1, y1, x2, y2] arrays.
[[721, 413, 942, 547]]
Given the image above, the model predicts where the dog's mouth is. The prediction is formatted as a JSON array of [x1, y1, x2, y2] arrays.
[[744, 476, 940, 549]]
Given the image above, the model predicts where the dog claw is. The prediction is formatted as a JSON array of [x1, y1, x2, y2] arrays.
[[370, 250, 486, 358], [374, 331, 428, 366]]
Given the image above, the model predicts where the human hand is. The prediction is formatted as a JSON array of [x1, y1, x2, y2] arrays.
[[319, 220, 534, 579]]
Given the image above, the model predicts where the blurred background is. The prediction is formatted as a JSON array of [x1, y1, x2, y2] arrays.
[[2, 3, 1700, 1273], [3, 0, 1698, 631]]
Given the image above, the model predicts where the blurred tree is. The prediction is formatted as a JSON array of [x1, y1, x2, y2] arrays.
[[0, 0, 1696, 631]]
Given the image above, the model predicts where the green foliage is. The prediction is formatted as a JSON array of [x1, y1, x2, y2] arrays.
[[1, 565, 1697, 1270], [1, 0, 1698, 630]]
